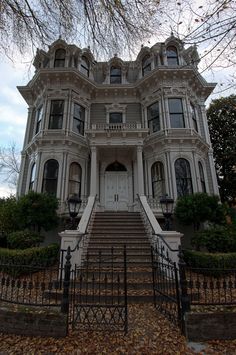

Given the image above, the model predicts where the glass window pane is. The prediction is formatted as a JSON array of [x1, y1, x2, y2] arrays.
[[42, 159, 58, 195], [151, 162, 165, 198], [169, 98, 182, 113], [175, 158, 193, 197], [109, 112, 122, 123], [69, 163, 81, 196], [170, 114, 185, 128]]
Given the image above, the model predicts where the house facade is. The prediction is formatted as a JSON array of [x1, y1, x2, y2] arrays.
[[17, 35, 219, 217]]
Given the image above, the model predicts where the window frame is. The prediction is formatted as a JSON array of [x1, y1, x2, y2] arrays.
[[175, 158, 193, 197], [198, 161, 206, 193], [73, 102, 85, 135], [190, 103, 198, 132], [68, 162, 82, 197], [35, 106, 43, 134], [151, 161, 165, 199], [168, 98, 185, 128], [142, 55, 152, 76], [109, 112, 123, 124], [110, 66, 122, 84], [166, 46, 179, 66], [29, 163, 36, 191], [147, 101, 160, 133], [81, 56, 89, 77], [48, 100, 64, 130], [54, 48, 66, 68], [42, 159, 59, 195]]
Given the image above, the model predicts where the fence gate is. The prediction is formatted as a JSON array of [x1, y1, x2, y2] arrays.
[[69, 246, 128, 333], [151, 244, 182, 328]]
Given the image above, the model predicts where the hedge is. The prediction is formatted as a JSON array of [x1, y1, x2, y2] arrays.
[[0, 243, 60, 277], [183, 249, 236, 270]]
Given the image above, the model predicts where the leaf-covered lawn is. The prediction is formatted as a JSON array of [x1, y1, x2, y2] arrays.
[[0, 304, 235, 354]]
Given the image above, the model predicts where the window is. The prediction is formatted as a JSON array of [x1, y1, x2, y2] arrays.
[[167, 46, 179, 66], [69, 163, 82, 196], [109, 112, 122, 124], [175, 158, 193, 197], [147, 102, 160, 133], [168, 98, 185, 128], [54, 48, 66, 68], [35, 106, 43, 134], [190, 103, 198, 132], [29, 163, 36, 191], [48, 100, 64, 129], [73, 103, 85, 135], [198, 162, 206, 193], [106, 161, 127, 171], [110, 66, 122, 84], [151, 162, 165, 198], [42, 159, 59, 195], [142, 55, 151, 76], [81, 56, 89, 77]]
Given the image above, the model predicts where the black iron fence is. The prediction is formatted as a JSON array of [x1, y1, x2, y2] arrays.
[[0, 263, 63, 307], [151, 245, 236, 333], [70, 246, 128, 333], [0, 246, 128, 334]]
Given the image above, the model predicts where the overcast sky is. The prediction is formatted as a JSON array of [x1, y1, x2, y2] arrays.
[[0, 44, 234, 198]]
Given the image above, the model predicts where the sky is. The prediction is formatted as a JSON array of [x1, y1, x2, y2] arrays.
[[0, 42, 235, 198]]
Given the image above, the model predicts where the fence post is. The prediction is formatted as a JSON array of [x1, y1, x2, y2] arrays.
[[61, 246, 72, 314], [178, 247, 190, 332]]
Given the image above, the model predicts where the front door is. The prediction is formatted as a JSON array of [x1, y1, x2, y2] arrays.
[[105, 172, 128, 211]]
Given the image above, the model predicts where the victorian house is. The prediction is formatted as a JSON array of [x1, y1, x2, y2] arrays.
[[17, 35, 219, 225]]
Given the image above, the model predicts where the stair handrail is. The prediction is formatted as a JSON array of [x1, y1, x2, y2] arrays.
[[137, 194, 179, 253]]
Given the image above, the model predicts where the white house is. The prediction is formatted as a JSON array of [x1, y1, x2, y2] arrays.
[[17, 35, 219, 224]]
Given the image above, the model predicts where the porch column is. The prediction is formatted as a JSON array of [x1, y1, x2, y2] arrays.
[[137, 145, 144, 196], [90, 146, 97, 196]]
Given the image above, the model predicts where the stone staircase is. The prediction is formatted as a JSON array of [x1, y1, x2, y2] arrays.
[[82, 211, 153, 303]]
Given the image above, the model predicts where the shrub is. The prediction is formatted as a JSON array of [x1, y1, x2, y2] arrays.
[[192, 225, 236, 253], [0, 244, 60, 277], [0, 196, 18, 235], [7, 230, 44, 249], [174, 193, 225, 230], [183, 249, 236, 270], [16, 192, 59, 232]]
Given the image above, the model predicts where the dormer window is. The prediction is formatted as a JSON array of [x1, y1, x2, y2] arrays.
[[54, 48, 66, 68], [81, 56, 89, 77], [142, 55, 151, 76], [167, 46, 179, 66], [110, 66, 122, 84]]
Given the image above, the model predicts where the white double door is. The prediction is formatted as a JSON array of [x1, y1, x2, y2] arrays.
[[105, 172, 129, 211]]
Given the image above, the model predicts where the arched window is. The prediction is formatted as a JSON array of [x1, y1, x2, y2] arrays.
[[42, 159, 59, 195], [29, 163, 36, 191], [54, 48, 66, 68], [167, 46, 179, 66], [147, 102, 160, 133], [81, 56, 89, 77], [110, 66, 122, 84], [151, 162, 165, 198], [142, 55, 151, 76], [175, 158, 193, 197], [69, 163, 82, 196], [198, 162, 206, 193]]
